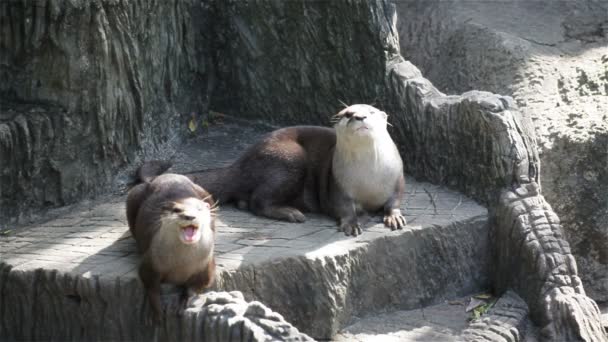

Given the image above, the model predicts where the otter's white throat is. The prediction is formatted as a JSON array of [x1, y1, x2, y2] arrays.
[[332, 105, 403, 211]]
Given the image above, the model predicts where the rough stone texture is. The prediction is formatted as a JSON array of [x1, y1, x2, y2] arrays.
[[0, 0, 209, 223], [461, 291, 529, 342], [2, 0, 606, 340], [334, 291, 536, 342], [384, 53, 606, 341], [209, 0, 399, 125], [385, 61, 539, 205], [495, 182, 606, 341], [394, 0, 608, 302], [0, 265, 312, 342], [335, 296, 471, 342], [0, 120, 490, 340]]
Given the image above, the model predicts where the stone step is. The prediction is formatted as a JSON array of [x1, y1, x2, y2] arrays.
[[0, 121, 490, 340], [335, 298, 470, 342], [337, 291, 535, 342]]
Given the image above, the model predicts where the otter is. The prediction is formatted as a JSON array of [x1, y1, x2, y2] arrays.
[[146, 104, 406, 236], [126, 162, 216, 321]]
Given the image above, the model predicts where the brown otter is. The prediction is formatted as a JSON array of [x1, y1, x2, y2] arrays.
[[147, 104, 406, 236], [126, 162, 216, 321]]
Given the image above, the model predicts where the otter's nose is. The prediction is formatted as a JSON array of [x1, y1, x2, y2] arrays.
[[181, 214, 195, 221], [354, 115, 366, 121]]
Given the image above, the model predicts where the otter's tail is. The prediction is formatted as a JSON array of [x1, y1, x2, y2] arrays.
[[136, 160, 173, 183], [184, 168, 233, 203]]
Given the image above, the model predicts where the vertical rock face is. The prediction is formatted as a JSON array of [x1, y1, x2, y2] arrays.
[[385, 59, 606, 341], [385, 61, 538, 205], [393, 0, 608, 302], [495, 183, 606, 341], [0, 0, 209, 222], [210, 0, 399, 125], [0, 264, 313, 342]]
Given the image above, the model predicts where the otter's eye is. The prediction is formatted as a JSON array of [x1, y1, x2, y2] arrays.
[[172, 208, 183, 214], [344, 112, 353, 119]]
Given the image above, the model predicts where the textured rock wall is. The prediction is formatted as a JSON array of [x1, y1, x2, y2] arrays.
[[0, 263, 312, 341], [385, 61, 538, 205], [461, 290, 529, 342], [218, 216, 490, 339], [495, 183, 606, 341], [209, 0, 399, 125], [384, 59, 606, 341], [0, 0, 209, 222], [393, 0, 608, 302]]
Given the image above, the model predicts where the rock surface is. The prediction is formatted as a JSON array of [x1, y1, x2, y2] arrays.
[[1, 0, 606, 340], [494, 182, 606, 341], [0, 119, 490, 340], [384, 53, 606, 340], [0, 0, 209, 223], [394, 0, 608, 302], [335, 296, 471, 342], [461, 291, 530, 342], [209, 0, 399, 125], [336, 291, 531, 342]]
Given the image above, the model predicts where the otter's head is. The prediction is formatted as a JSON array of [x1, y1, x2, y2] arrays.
[[332, 104, 389, 140], [160, 197, 214, 245]]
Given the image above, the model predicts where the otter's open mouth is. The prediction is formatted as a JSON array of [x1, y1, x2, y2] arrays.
[[181, 224, 199, 243]]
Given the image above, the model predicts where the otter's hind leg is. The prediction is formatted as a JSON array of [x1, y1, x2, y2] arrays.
[[247, 142, 308, 222], [249, 181, 307, 223]]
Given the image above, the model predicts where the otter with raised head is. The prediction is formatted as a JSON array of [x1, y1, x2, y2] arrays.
[[126, 163, 216, 321], [146, 104, 406, 236]]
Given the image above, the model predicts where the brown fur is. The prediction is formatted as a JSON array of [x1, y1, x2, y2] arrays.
[[126, 171, 216, 321], [144, 105, 406, 236]]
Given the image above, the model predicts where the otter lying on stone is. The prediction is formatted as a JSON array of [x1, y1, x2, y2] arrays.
[[126, 162, 216, 321], [195, 104, 407, 236], [146, 104, 406, 236]]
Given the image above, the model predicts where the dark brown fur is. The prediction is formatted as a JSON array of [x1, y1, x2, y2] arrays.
[[126, 168, 216, 321], [184, 123, 406, 236]]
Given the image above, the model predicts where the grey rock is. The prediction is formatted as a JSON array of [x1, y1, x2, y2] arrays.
[[385, 50, 606, 341], [0, 118, 491, 340], [209, 0, 398, 125], [335, 296, 471, 342], [462, 291, 529, 342], [0, 0, 210, 223], [1, 0, 606, 340], [218, 214, 491, 339], [0, 262, 312, 341], [393, 0, 608, 302], [494, 183, 606, 341]]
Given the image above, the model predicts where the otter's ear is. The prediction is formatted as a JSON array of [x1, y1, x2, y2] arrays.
[[381, 111, 388, 120]]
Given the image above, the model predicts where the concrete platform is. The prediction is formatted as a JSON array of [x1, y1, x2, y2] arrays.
[[0, 120, 489, 339]]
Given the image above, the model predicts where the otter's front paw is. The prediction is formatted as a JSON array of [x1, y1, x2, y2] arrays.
[[338, 219, 362, 237], [383, 209, 406, 230]]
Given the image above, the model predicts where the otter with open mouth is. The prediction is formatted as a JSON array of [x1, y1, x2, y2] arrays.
[[126, 164, 216, 321]]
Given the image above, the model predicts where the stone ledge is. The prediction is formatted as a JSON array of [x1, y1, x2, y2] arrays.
[[0, 121, 489, 340]]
